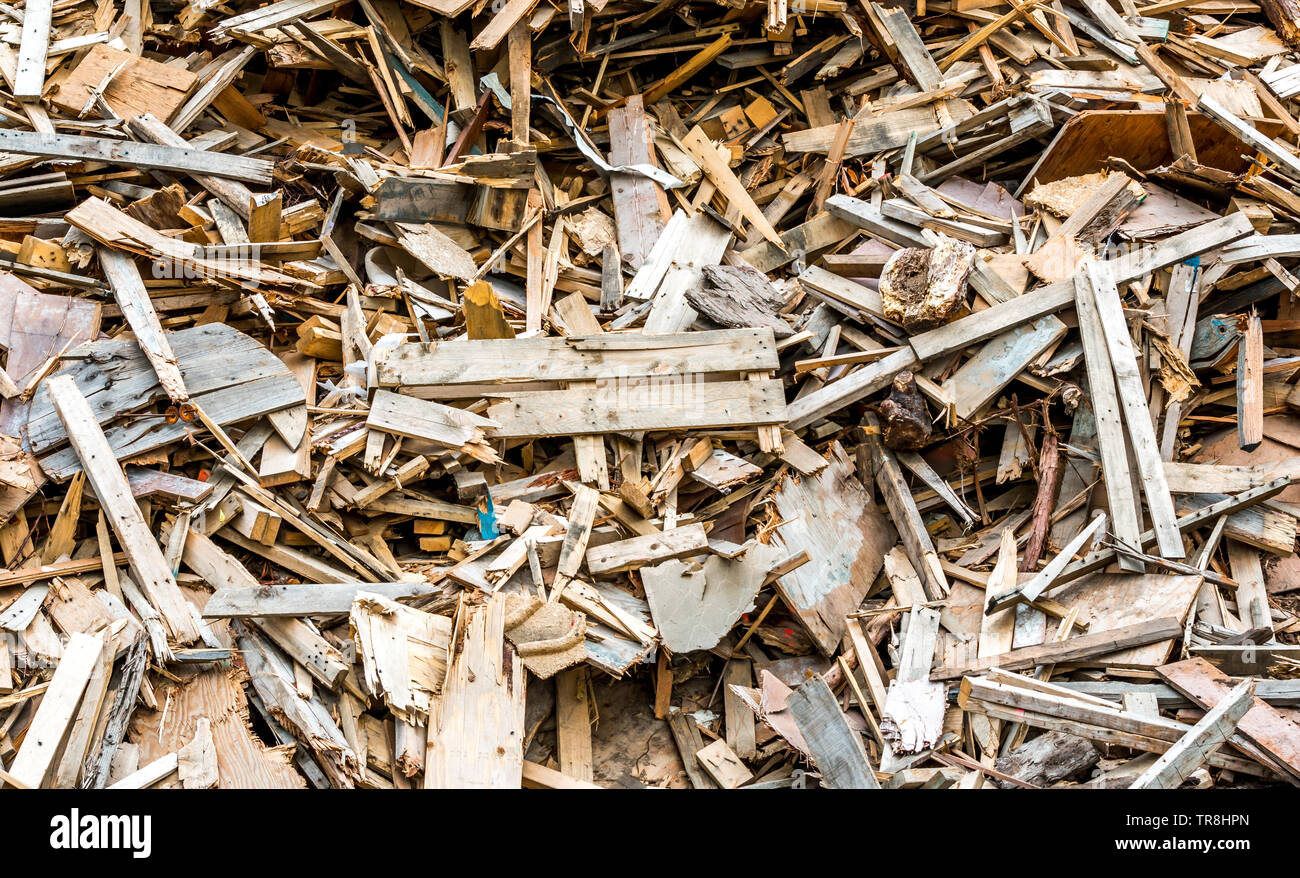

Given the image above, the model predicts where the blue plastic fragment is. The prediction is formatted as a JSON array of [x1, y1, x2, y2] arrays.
[[477, 493, 500, 540]]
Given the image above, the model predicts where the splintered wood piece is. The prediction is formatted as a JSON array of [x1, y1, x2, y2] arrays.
[[1238, 312, 1264, 451], [424, 596, 524, 788], [786, 673, 880, 789], [696, 738, 753, 788]]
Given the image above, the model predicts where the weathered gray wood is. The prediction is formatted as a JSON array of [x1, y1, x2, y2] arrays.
[[786, 673, 881, 789], [945, 315, 1067, 420], [933, 618, 1185, 680], [1129, 679, 1254, 789], [126, 114, 258, 220], [1160, 656, 1300, 783], [0, 130, 274, 184], [1074, 268, 1144, 572], [1083, 260, 1184, 559]]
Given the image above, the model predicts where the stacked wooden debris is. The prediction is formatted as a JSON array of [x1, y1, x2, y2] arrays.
[[5, 0, 1300, 791]]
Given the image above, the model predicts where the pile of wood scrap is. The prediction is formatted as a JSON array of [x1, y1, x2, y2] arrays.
[[7, 0, 1300, 791]]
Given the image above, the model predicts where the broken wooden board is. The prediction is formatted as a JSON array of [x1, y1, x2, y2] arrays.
[[769, 442, 895, 655]]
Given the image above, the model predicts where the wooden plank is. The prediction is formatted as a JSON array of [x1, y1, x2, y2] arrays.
[[908, 213, 1256, 362], [696, 738, 753, 788], [681, 126, 782, 245], [1074, 267, 1144, 572], [724, 660, 757, 760], [946, 316, 1067, 419], [1129, 679, 1254, 789], [585, 524, 708, 575], [1239, 312, 1264, 451], [13, 0, 52, 100], [0, 130, 274, 184], [522, 759, 603, 789], [556, 666, 594, 783], [1226, 541, 1273, 633], [556, 484, 599, 582], [1057, 478, 1291, 585], [485, 378, 786, 438], [932, 617, 1185, 680], [46, 375, 201, 645], [786, 347, 920, 431], [367, 389, 498, 461], [3, 633, 102, 789], [375, 328, 779, 389], [607, 96, 666, 269], [99, 247, 188, 403], [1082, 259, 1184, 559], [204, 580, 436, 617], [1198, 94, 1300, 183], [470, 0, 541, 50], [424, 595, 525, 787], [666, 711, 718, 788], [869, 433, 946, 601], [786, 673, 880, 789]]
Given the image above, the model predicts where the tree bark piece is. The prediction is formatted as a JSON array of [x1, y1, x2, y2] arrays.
[[879, 234, 975, 332]]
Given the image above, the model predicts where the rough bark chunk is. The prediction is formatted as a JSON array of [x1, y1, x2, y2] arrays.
[[879, 234, 974, 332], [879, 370, 932, 450], [994, 730, 1101, 788], [691, 264, 792, 337]]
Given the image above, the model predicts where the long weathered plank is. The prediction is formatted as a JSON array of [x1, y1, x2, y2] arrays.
[[374, 328, 778, 390], [786, 674, 880, 789], [0, 130, 274, 184], [932, 618, 1185, 680], [47, 376, 201, 644], [485, 378, 786, 438]]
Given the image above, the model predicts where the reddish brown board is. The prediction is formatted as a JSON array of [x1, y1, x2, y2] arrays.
[[1158, 657, 1300, 782], [1026, 110, 1286, 187], [0, 274, 102, 525]]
